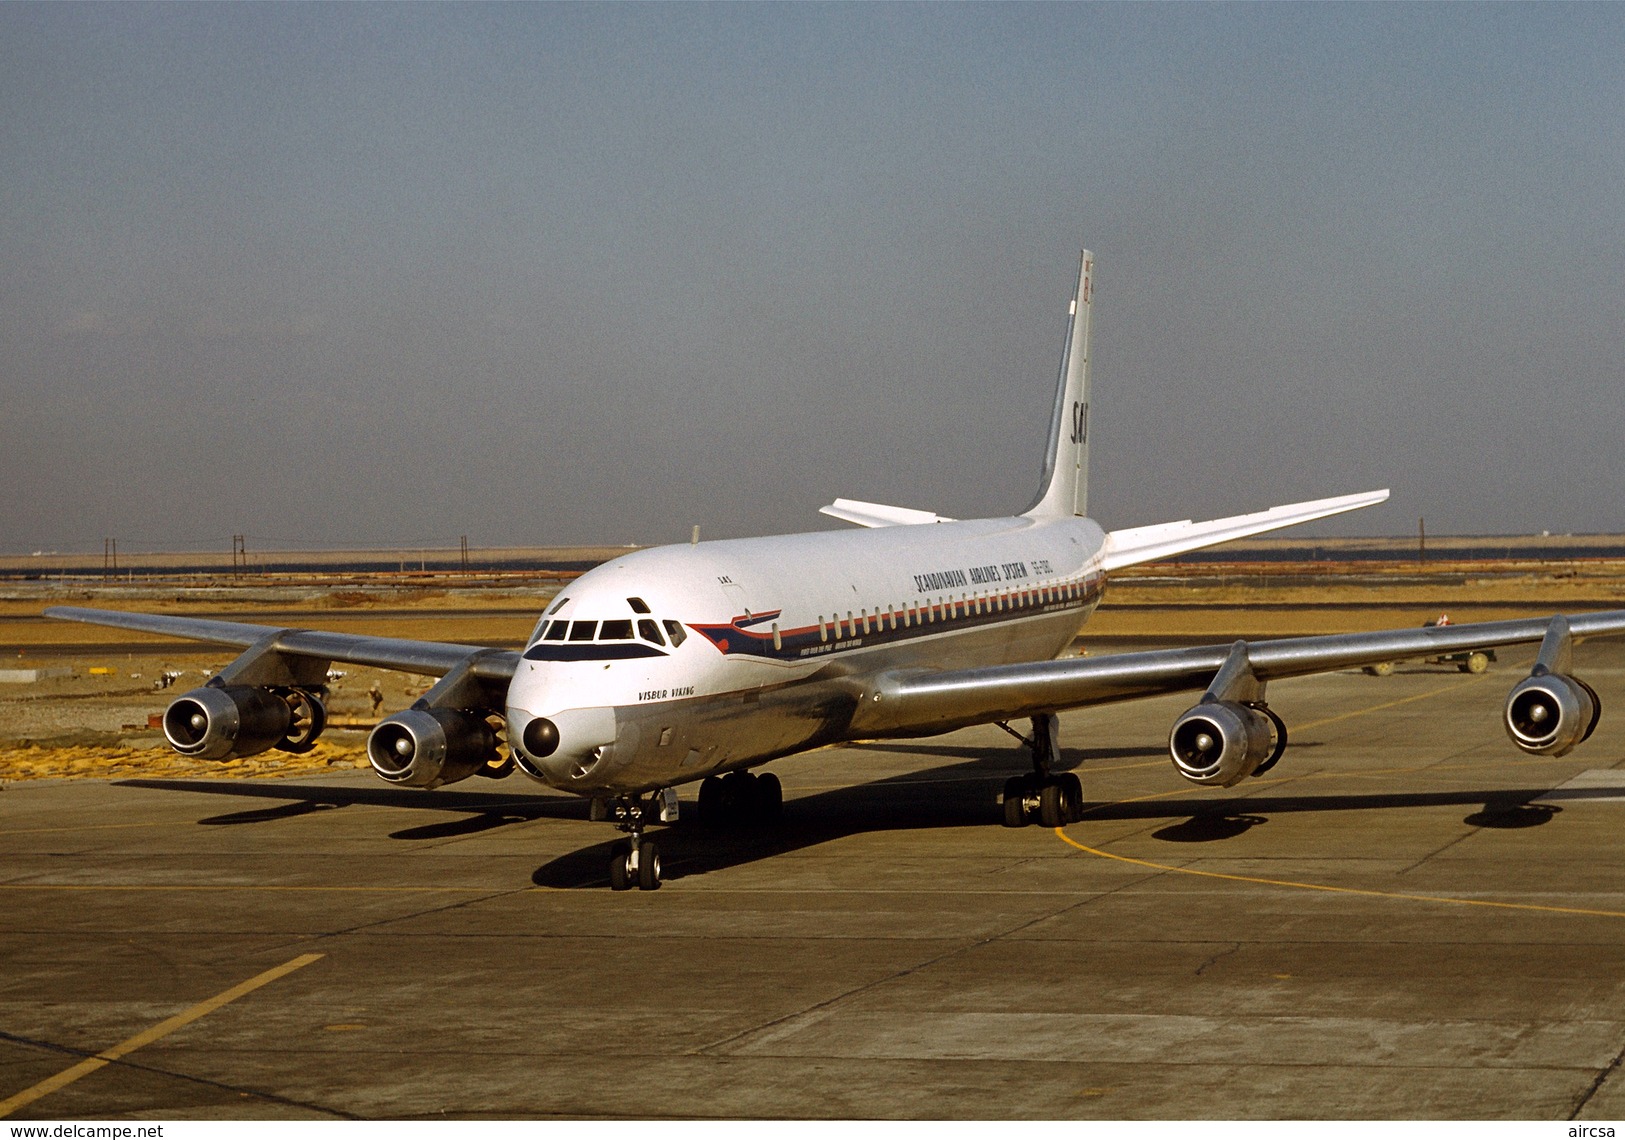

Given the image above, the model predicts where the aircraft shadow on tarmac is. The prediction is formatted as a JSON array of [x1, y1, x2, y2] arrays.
[[115, 751, 1619, 887]]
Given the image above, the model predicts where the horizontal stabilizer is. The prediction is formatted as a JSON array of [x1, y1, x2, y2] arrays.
[[1102, 489, 1389, 571], [819, 498, 956, 529]]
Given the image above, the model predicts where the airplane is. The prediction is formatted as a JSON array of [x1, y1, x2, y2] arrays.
[[47, 250, 1625, 891]]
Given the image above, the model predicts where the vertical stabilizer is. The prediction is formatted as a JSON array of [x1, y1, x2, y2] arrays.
[[1024, 250, 1094, 520]]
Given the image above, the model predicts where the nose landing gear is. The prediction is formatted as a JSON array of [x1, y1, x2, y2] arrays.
[[605, 792, 668, 891]]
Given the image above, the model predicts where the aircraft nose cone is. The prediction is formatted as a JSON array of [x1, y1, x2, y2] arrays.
[[522, 717, 560, 757], [508, 705, 620, 788]]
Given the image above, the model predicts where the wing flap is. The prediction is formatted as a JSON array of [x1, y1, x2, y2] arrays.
[[852, 609, 1625, 738], [1102, 489, 1390, 571], [43, 606, 518, 681]]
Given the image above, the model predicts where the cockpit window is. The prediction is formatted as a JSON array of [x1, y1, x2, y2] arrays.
[[627, 597, 651, 614], [568, 620, 597, 642], [638, 619, 664, 645], [599, 619, 634, 640], [541, 621, 568, 642], [547, 596, 570, 615], [663, 619, 687, 647]]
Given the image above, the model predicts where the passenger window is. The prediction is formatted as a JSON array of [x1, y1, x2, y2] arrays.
[[547, 596, 570, 615], [627, 597, 651, 614], [569, 620, 597, 641], [819, 616, 828, 643], [662, 620, 687, 647], [600, 619, 633, 640], [542, 621, 568, 642], [638, 619, 664, 645]]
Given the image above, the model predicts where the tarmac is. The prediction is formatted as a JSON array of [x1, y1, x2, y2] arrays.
[[4, 640, 1625, 1120]]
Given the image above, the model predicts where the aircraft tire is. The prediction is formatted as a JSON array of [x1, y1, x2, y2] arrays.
[[1060, 773, 1084, 822], [698, 776, 723, 827], [1002, 777, 1028, 828], [1039, 782, 1067, 828], [638, 842, 661, 891], [720, 771, 755, 825], [755, 772, 783, 822], [609, 841, 633, 891]]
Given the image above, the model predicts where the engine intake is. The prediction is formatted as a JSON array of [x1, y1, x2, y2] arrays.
[[1169, 700, 1278, 787], [1503, 673, 1601, 757], [163, 685, 295, 760], [368, 708, 498, 789]]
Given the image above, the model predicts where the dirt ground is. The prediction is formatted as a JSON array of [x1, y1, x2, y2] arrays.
[[4, 561, 1624, 784]]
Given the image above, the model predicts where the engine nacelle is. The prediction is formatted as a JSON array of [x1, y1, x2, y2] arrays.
[[1169, 700, 1275, 787], [1503, 672, 1601, 757], [163, 685, 293, 760], [367, 708, 498, 790]]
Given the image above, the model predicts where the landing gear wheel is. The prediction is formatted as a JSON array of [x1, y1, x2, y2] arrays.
[[637, 842, 662, 890], [609, 840, 633, 891], [1039, 781, 1067, 828], [1002, 776, 1030, 828], [719, 771, 753, 823], [1060, 773, 1084, 823], [698, 775, 723, 827], [755, 772, 783, 822]]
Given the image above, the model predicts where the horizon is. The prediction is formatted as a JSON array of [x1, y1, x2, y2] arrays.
[[6, 5, 1623, 550]]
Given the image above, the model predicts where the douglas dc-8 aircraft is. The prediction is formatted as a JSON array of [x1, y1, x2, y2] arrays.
[[48, 251, 1625, 890]]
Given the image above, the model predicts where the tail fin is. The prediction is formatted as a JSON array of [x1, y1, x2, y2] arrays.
[[1023, 250, 1094, 520]]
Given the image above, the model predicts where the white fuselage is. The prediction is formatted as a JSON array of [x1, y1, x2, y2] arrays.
[[505, 514, 1108, 795]]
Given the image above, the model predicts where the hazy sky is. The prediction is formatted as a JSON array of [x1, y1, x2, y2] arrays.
[[4, 3, 1622, 553]]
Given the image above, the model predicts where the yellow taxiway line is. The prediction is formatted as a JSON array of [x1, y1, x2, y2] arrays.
[[1057, 671, 1625, 920], [1055, 829, 1625, 920], [0, 952, 324, 1119]]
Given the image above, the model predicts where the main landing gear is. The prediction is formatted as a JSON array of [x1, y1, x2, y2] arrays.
[[1000, 712, 1084, 828], [696, 769, 782, 828], [605, 792, 668, 891]]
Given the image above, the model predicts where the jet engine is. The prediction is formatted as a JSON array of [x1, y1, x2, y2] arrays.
[[1168, 700, 1282, 787], [367, 708, 498, 790], [163, 685, 325, 760], [1503, 672, 1601, 757]]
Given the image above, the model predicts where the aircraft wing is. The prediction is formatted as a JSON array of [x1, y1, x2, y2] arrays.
[[1102, 489, 1390, 571], [853, 609, 1625, 738], [42, 606, 519, 681]]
